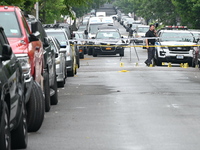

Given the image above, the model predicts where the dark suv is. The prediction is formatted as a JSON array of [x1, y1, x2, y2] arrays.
[[0, 26, 28, 149], [26, 15, 58, 111]]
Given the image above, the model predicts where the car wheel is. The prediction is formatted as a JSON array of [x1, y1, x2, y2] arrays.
[[27, 81, 44, 132], [43, 72, 51, 112], [51, 73, 58, 105], [93, 53, 97, 57], [0, 102, 11, 150], [80, 53, 84, 59], [11, 101, 28, 149], [88, 48, 93, 55], [76, 55, 80, 68], [67, 63, 75, 77], [32, 82, 45, 131]]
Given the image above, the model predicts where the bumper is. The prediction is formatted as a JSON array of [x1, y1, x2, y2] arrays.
[[165, 56, 192, 63], [93, 47, 124, 55]]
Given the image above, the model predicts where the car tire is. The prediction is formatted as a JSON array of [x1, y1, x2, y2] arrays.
[[0, 102, 11, 150], [67, 63, 75, 77], [58, 80, 65, 88], [43, 72, 51, 112], [80, 53, 84, 59], [88, 48, 93, 55], [76, 55, 80, 68], [11, 101, 28, 149], [51, 73, 58, 105], [27, 81, 44, 132], [33, 82, 45, 131]]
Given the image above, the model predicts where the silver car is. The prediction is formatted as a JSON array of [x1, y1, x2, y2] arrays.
[[48, 36, 66, 87], [45, 28, 77, 77]]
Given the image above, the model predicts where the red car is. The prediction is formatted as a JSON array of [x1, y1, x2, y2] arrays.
[[0, 6, 45, 132]]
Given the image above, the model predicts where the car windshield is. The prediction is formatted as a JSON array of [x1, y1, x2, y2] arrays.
[[0, 12, 22, 37], [78, 26, 86, 31], [96, 31, 121, 39], [137, 27, 149, 33], [160, 32, 194, 42], [89, 23, 103, 34], [46, 31, 68, 46]]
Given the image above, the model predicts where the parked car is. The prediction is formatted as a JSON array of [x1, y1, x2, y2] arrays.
[[48, 36, 67, 87], [0, 6, 44, 132], [123, 18, 134, 29], [154, 27, 196, 66], [0, 26, 28, 150], [45, 28, 78, 77], [92, 28, 126, 57], [134, 25, 149, 43], [26, 16, 58, 110], [73, 31, 87, 59]]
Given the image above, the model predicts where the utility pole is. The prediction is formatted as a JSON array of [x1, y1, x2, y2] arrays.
[[35, 1, 39, 20]]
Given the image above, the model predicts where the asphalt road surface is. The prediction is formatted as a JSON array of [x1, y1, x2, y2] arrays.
[[18, 21, 200, 150]]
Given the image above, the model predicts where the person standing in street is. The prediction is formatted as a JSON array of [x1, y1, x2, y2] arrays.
[[145, 24, 157, 66]]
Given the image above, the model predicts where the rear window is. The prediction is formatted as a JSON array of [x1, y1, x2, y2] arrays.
[[46, 31, 68, 46], [0, 12, 22, 37]]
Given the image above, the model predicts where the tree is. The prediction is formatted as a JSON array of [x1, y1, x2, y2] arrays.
[[172, 0, 200, 28]]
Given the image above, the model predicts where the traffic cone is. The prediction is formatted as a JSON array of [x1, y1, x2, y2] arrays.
[[168, 63, 172, 67], [183, 63, 189, 68], [162, 62, 165, 65], [195, 64, 199, 68], [135, 62, 138, 66], [180, 63, 183, 68]]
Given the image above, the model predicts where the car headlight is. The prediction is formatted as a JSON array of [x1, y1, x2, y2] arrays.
[[15, 54, 31, 76]]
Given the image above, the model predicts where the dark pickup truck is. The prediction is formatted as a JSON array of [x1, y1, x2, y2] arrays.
[[0, 26, 27, 149]]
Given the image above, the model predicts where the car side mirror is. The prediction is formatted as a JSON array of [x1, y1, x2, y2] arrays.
[[2, 44, 12, 61], [29, 33, 39, 42], [43, 37, 50, 47], [84, 30, 88, 35]]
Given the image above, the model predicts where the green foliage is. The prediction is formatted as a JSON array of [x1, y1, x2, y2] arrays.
[[172, 0, 200, 28], [114, 0, 200, 28]]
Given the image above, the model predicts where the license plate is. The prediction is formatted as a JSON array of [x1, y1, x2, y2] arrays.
[[106, 47, 112, 50], [176, 55, 184, 59]]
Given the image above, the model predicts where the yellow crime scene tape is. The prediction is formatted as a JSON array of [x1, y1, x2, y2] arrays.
[[69, 36, 199, 70], [71, 44, 199, 48]]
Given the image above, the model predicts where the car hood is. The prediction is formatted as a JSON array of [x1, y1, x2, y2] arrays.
[[95, 39, 125, 45], [7, 37, 28, 54], [157, 41, 196, 46]]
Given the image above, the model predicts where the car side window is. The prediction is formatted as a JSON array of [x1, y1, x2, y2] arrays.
[[0, 31, 4, 53], [38, 22, 47, 43], [49, 40, 57, 53]]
